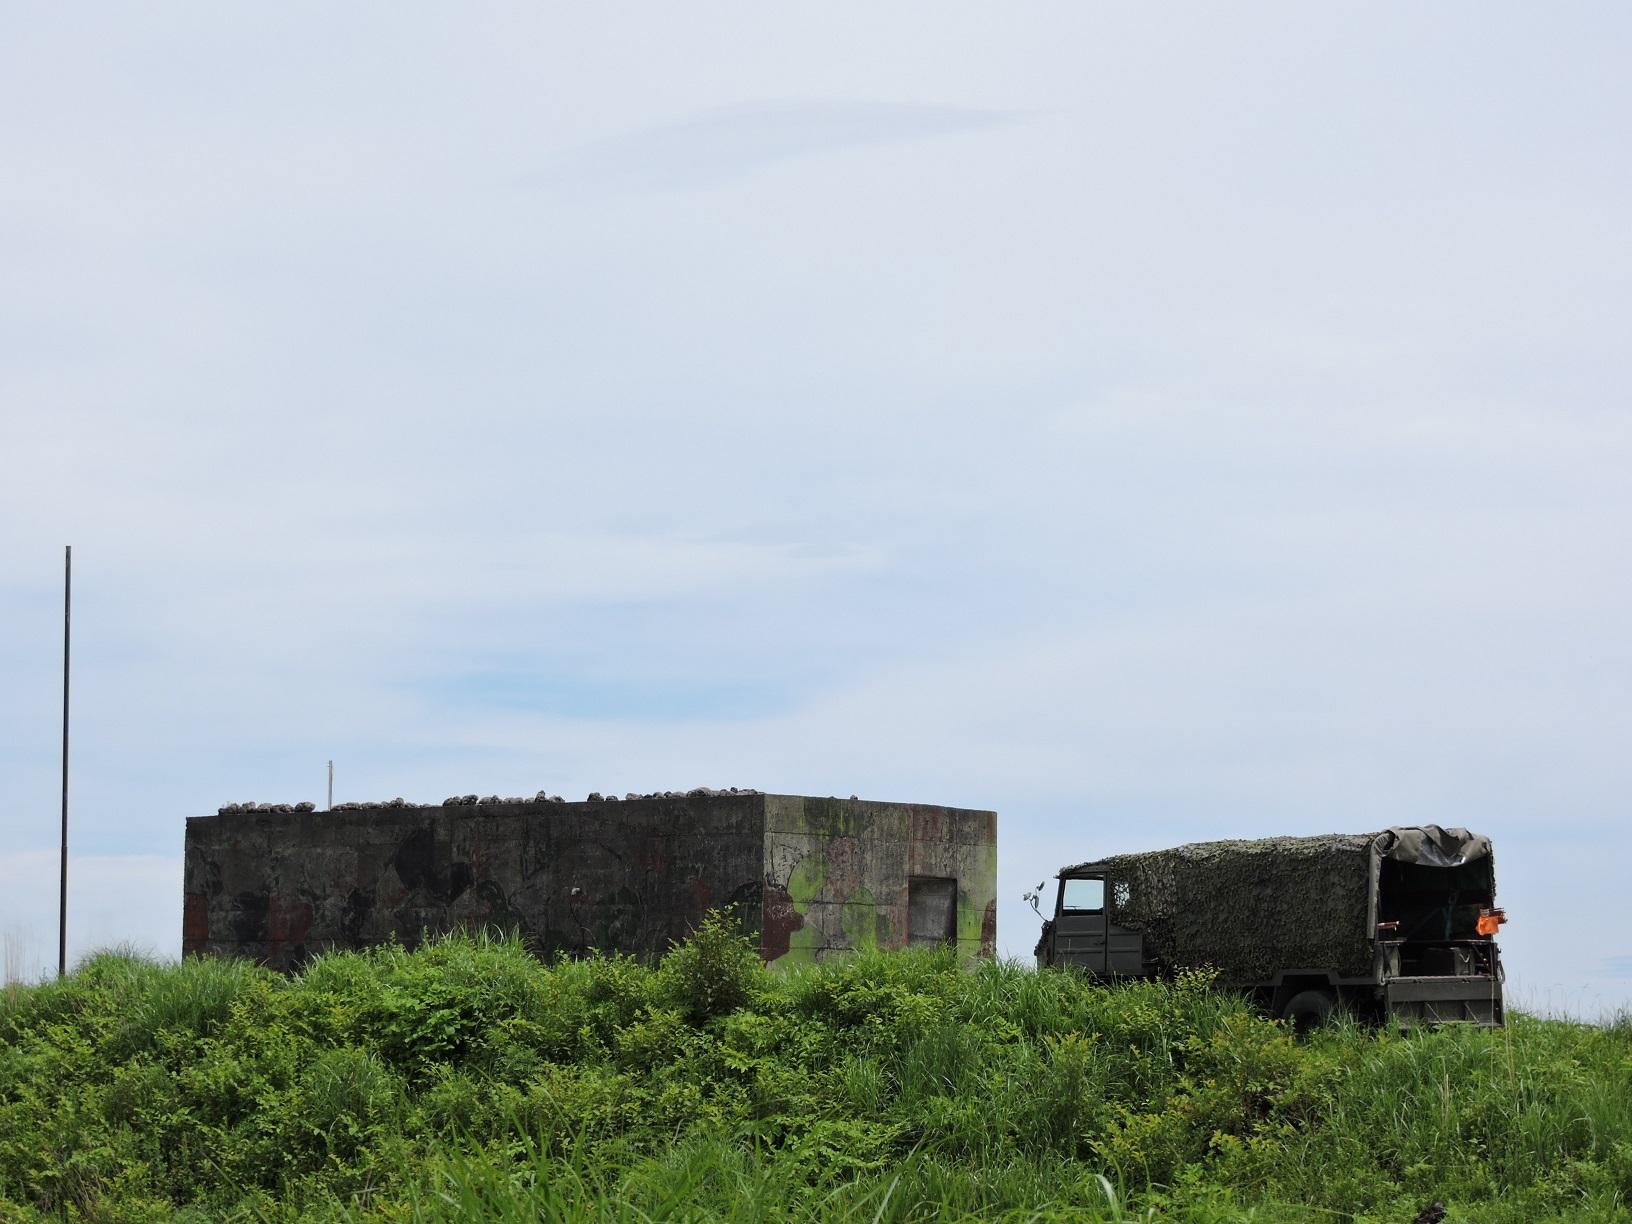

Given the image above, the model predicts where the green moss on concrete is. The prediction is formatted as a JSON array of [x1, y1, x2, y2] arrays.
[[841, 889, 879, 952]]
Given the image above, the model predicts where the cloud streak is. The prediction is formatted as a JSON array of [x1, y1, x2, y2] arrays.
[[528, 99, 1019, 193]]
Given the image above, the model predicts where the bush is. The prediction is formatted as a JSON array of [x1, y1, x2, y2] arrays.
[[0, 927, 1629, 1221], [655, 909, 760, 1024]]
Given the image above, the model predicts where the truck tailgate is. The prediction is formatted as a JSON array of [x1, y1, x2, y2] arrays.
[[1385, 976, 1503, 1026]]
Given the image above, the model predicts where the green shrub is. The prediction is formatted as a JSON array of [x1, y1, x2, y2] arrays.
[[655, 909, 760, 1024], [1, 928, 1629, 1220]]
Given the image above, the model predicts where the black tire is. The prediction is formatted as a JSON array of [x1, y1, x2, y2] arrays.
[[1281, 988, 1336, 1035]]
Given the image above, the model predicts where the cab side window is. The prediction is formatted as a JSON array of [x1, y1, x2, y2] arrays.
[[1061, 877, 1105, 913]]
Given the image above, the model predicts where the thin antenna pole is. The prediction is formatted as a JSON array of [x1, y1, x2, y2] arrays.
[[327, 760, 333, 811], [58, 546, 71, 979]]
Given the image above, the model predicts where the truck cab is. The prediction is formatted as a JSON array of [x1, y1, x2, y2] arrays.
[[1037, 866, 1149, 977]]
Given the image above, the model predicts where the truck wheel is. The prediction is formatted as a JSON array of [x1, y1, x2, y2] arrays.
[[1281, 988, 1336, 1035]]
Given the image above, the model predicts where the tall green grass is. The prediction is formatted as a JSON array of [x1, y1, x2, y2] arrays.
[[0, 916, 1628, 1221]]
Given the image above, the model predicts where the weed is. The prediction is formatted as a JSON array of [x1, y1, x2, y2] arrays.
[[0, 919, 1628, 1220]]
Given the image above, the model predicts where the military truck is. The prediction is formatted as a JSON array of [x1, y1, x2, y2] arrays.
[[1033, 826, 1505, 1028]]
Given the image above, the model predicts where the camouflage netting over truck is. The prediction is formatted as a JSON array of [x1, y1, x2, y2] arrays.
[[1064, 826, 1492, 984]]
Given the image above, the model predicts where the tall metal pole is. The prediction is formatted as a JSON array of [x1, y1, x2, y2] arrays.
[[327, 760, 333, 811], [59, 546, 71, 979]]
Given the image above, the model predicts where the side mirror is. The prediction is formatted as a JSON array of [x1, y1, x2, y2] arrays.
[[1023, 882, 1046, 918]]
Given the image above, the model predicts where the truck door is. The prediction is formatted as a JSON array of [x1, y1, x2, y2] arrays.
[[1052, 875, 1108, 975], [1105, 878, 1146, 976]]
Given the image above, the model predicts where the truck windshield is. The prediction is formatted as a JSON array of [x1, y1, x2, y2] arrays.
[[1061, 877, 1105, 912]]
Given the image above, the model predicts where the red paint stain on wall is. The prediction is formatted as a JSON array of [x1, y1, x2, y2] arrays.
[[182, 892, 209, 954], [266, 896, 314, 960], [761, 885, 803, 961], [910, 810, 946, 843], [825, 836, 863, 898], [690, 877, 714, 912]]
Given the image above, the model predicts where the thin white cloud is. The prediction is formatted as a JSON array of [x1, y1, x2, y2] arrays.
[[527, 99, 1020, 194]]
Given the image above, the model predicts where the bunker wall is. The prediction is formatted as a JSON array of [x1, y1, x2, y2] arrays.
[[184, 795, 766, 970], [762, 796, 998, 966]]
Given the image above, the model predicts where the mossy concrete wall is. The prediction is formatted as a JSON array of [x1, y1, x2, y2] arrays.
[[761, 796, 997, 966], [184, 794, 996, 970]]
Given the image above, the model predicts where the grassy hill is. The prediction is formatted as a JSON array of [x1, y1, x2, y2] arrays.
[[2, 916, 1629, 1222]]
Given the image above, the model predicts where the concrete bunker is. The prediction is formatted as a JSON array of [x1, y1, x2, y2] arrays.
[[183, 791, 997, 970]]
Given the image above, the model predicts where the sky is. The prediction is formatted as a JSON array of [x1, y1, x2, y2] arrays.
[[2, 4, 1629, 1015]]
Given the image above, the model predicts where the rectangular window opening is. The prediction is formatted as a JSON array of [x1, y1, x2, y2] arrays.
[[908, 876, 958, 947]]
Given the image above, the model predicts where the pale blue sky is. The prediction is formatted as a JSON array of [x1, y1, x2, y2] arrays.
[[2, 3, 1629, 1014]]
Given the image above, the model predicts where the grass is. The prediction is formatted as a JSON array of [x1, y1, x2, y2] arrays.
[[0, 915, 1629, 1221]]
